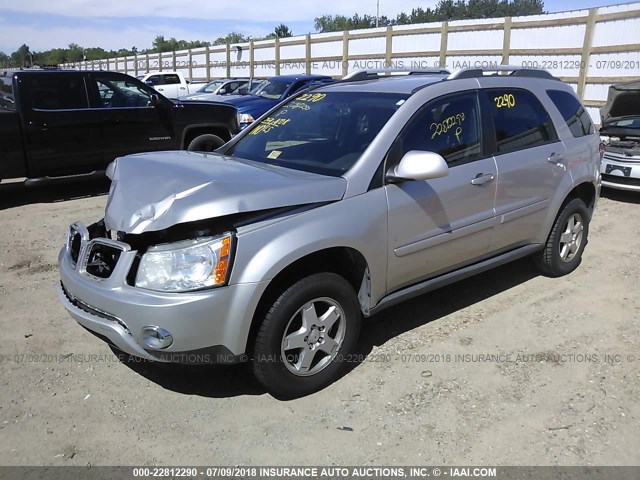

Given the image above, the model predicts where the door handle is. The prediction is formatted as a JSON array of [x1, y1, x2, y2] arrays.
[[547, 152, 564, 163], [157, 88, 164, 91], [471, 173, 495, 186], [179, 87, 186, 90], [28, 121, 47, 130]]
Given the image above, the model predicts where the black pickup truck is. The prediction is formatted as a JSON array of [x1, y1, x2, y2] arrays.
[[0, 69, 239, 184]]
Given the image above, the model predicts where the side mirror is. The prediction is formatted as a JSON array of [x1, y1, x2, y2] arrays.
[[218, 88, 227, 95], [145, 80, 154, 86], [387, 151, 449, 183], [149, 94, 162, 107]]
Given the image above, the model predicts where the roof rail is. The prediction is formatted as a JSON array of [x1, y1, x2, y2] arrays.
[[343, 68, 450, 82], [447, 65, 556, 80]]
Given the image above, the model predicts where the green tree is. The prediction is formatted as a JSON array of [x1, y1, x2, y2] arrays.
[[11, 44, 31, 67], [213, 32, 249, 46], [67, 43, 85, 62], [274, 24, 293, 38], [315, 0, 544, 31]]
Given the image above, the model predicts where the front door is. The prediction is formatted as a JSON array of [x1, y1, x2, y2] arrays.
[[87, 73, 176, 164], [385, 91, 498, 292], [22, 72, 104, 177]]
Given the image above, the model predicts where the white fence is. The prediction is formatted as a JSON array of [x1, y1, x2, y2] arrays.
[[64, 2, 640, 123]]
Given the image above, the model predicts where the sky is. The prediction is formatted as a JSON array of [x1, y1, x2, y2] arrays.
[[0, 0, 631, 55]]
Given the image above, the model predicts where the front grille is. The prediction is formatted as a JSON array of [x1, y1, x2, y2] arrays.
[[69, 231, 82, 264], [604, 153, 640, 164], [84, 243, 122, 279], [602, 173, 640, 187]]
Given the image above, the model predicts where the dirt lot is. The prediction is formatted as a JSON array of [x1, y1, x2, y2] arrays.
[[0, 181, 639, 467]]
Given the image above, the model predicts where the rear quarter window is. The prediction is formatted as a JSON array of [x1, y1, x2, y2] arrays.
[[0, 77, 15, 111], [547, 89, 594, 138], [28, 75, 89, 110], [483, 88, 557, 154], [163, 74, 181, 85]]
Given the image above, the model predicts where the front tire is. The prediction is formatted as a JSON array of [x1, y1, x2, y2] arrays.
[[252, 273, 362, 398], [187, 134, 225, 152], [534, 198, 590, 277]]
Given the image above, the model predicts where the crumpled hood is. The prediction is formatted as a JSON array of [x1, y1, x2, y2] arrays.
[[104, 151, 346, 234]]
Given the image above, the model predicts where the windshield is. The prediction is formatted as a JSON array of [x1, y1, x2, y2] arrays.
[[228, 92, 408, 176], [251, 79, 291, 100], [604, 117, 640, 129], [198, 80, 225, 93]]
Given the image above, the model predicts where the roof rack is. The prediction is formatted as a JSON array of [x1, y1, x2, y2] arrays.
[[447, 65, 556, 80], [343, 68, 450, 82]]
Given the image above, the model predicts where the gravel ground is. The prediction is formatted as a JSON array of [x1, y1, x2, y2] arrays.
[[0, 181, 639, 466]]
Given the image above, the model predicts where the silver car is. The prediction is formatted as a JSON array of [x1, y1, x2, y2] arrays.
[[58, 66, 601, 398], [599, 80, 640, 192]]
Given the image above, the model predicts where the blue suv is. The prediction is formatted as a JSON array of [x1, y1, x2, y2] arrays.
[[222, 74, 333, 130]]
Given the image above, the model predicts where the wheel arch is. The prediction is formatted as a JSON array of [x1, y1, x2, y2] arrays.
[[564, 181, 597, 215], [244, 246, 370, 355], [181, 124, 231, 148]]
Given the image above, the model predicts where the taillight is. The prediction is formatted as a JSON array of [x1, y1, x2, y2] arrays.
[[599, 142, 606, 161]]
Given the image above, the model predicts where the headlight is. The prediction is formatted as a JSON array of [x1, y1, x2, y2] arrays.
[[135, 234, 233, 292], [238, 113, 255, 125]]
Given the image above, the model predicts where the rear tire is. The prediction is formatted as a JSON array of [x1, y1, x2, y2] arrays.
[[187, 134, 226, 152], [252, 273, 361, 398], [534, 198, 589, 277]]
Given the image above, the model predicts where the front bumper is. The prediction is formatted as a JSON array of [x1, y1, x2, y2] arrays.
[[57, 231, 268, 364], [600, 153, 640, 192]]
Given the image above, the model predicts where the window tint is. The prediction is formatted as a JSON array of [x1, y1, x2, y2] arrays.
[[94, 75, 152, 108], [163, 74, 181, 85], [483, 89, 556, 154], [29, 75, 88, 110], [547, 89, 594, 138], [0, 77, 15, 111], [399, 92, 482, 166], [146, 75, 164, 86]]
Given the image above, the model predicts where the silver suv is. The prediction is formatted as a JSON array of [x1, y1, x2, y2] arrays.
[[58, 66, 601, 398]]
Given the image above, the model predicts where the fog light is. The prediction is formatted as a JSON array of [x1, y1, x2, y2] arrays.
[[142, 326, 173, 349]]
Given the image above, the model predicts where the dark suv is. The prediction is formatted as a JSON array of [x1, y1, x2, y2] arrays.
[[0, 69, 238, 184]]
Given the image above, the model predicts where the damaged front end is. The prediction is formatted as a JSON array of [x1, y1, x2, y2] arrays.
[[58, 150, 347, 363], [599, 81, 640, 191]]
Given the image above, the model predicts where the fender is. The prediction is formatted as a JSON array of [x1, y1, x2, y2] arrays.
[[231, 188, 389, 309]]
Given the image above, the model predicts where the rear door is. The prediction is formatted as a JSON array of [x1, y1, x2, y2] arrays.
[[385, 90, 498, 291], [149, 73, 181, 99], [87, 72, 177, 163], [480, 87, 565, 250], [21, 72, 104, 177]]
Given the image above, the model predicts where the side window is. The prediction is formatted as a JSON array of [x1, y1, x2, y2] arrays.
[[399, 91, 483, 166], [94, 75, 152, 108], [146, 75, 164, 86], [0, 77, 15, 111], [483, 88, 557, 154], [29, 75, 88, 110], [163, 74, 181, 85], [547, 89, 594, 138]]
